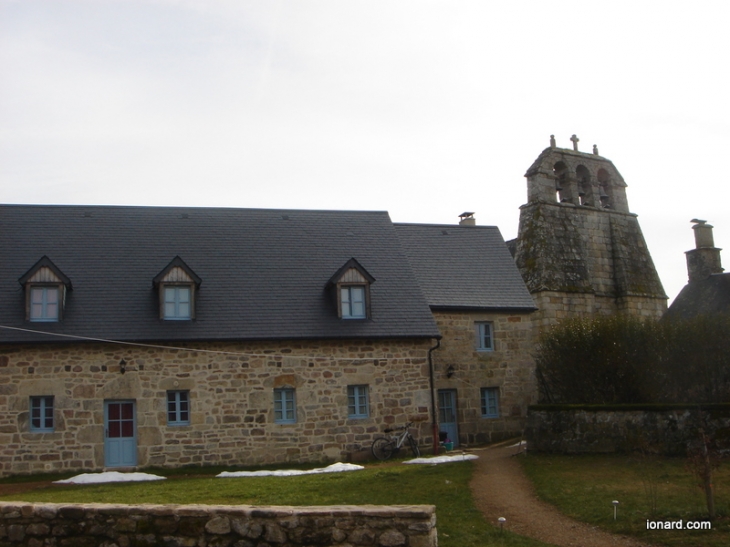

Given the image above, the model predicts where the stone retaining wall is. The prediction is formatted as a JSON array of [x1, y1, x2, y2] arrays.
[[0, 502, 437, 547], [527, 406, 730, 455]]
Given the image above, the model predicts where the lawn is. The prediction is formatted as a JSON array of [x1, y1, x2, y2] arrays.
[[520, 452, 730, 547], [0, 459, 555, 547]]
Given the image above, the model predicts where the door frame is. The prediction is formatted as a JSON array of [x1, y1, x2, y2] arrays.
[[437, 389, 460, 448], [104, 400, 138, 467]]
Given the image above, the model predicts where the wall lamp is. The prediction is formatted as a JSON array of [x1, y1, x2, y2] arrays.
[[446, 365, 455, 379], [119, 358, 127, 375]]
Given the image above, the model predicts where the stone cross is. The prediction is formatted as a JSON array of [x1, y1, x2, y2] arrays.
[[570, 134, 579, 151]]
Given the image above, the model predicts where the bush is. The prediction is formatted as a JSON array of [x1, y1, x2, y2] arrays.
[[536, 314, 730, 404]]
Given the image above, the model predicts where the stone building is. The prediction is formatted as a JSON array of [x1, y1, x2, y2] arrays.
[[0, 203, 538, 476], [508, 136, 667, 327], [665, 220, 730, 318], [0, 138, 667, 476]]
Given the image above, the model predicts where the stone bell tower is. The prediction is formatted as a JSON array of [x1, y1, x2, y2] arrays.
[[509, 135, 667, 327]]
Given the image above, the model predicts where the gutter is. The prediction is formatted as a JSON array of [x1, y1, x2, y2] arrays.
[[428, 338, 441, 455]]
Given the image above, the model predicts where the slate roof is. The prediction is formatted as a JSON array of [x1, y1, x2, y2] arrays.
[[664, 273, 730, 319], [394, 223, 536, 311], [0, 205, 440, 344]]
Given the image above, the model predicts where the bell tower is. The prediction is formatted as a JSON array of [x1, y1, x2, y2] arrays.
[[510, 135, 667, 327]]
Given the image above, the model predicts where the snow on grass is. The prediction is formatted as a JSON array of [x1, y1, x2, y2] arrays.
[[217, 462, 364, 478], [404, 453, 479, 465], [54, 472, 166, 485]]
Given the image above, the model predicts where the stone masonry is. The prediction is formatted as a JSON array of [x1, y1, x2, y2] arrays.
[[0, 502, 437, 547], [432, 310, 536, 444], [510, 139, 667, 329], [0, 338, 432, 477]]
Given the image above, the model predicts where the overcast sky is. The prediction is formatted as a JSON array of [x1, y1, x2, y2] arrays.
[[2, 0, 728, 305]]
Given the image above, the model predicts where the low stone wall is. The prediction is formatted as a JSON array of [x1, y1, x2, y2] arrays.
[[0, 502, 436, 547], [527, 405, 730, 455]]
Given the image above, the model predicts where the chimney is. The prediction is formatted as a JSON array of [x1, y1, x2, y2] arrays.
[[458, 212, 476, 226], [686, 219, 724, 282]]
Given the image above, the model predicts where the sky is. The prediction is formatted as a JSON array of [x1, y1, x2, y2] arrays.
[[1, 0, 729, 305]]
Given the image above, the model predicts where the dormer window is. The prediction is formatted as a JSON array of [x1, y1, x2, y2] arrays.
[[341, 285, 366, 319], [19, 256, 72, 323], [327, 258, 375, 320], [153, 257, 201, 321], [30, 287, 59, 321], [164, 286, 192, 320]]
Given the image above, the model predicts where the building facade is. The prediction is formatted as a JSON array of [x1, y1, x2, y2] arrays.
[[0, 139, 668, 476]]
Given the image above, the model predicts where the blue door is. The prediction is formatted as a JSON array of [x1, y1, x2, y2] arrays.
[[104, 401, 137, 467], [438, 389, 459, 448]]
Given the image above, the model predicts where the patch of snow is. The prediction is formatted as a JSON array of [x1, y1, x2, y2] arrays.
[[404, 453, 479, 465], [54, 472, 166, 485], [509, 440, 527, 448], [217, 462, 364, 478]]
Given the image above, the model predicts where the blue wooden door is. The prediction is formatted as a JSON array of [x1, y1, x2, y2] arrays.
[[438, 389, 459, 448], [104, 401, 137, 467]]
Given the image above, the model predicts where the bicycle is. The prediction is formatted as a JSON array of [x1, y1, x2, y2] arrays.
[[371, 422, 421, 460]]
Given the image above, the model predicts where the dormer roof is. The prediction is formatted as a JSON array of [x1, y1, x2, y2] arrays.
[[18, 256, 72, 289]]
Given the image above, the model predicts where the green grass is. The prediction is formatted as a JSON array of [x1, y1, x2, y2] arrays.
[[520, 453, 730, 547], [0, 459, 556, 547]]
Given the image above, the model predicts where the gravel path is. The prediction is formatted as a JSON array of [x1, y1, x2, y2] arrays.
[[469, 443, 658, 547]]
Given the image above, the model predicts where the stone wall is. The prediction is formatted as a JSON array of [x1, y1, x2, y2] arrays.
[[527, 405, 730, 455], [0, 338, 432, 477], [432, 310, 536, 445], [512, 201, 667, 330], [0, 501, 437, 547]]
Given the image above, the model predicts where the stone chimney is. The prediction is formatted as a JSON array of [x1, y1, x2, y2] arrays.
[[686, 219, 724, 282], [458, 212, 476, 226]]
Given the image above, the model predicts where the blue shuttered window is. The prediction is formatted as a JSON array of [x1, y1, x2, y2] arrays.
[[481, 388, 499, 418], [347, 385, 369, 418], [30, 396, 54, 432], [274, 388, 296, 424], [167, 391, 190, 425]]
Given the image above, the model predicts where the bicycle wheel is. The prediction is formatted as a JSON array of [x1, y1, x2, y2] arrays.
[[408, 435, 420, 457], [372, 437, 395, 460]]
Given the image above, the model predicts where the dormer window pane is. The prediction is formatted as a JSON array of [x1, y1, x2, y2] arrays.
[[164, 286, 191, 320], [30, 287, 59, 322], [341, 286, 366, 319]]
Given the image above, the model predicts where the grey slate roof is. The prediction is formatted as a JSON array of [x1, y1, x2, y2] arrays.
[[0, 205, 440, 344], [394, 223, 536, 311], [665, 273, 730, 319]]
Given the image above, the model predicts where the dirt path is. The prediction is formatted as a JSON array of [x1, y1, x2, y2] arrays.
[[469, 443, 657, 547]]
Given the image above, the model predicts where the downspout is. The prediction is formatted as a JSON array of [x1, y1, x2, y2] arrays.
[[428, 338, 441, 455]]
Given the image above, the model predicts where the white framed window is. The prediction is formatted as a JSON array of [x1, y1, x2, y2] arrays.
[[341, 285, 366, 319], [29, 287, 59, 322], [274, 388, 296, 424], [30, 396, 54, 432], [481, 387, 499, 418], [167, 391, 190, 425], [475, 322, 494, 351], [163, 286, 191, 320], [347, 385, 369, 418]]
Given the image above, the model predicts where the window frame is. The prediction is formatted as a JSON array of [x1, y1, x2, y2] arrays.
[[347, 385, 370, 419], [475, 321, 494, 351], [274, 388, 296, 424], [340, 285, 367, 319], [30, 396, 55, 432], [28, 285, 61, 322], [162, 284, 193, 321], [481, 387, 500, 418], [166, 390, 191, 426]]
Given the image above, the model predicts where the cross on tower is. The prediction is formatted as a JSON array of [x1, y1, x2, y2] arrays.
[[570, 134, 579, 151]]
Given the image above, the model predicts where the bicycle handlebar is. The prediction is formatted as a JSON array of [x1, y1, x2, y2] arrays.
[[383, 422, 414, 433]]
